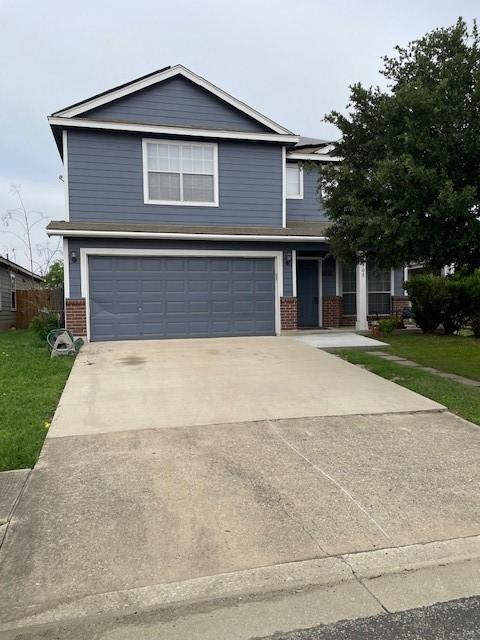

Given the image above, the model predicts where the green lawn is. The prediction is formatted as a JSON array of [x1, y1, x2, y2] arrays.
[[0, 330, 74, 471], [382, 334, 480, 381], [338, 349, 480, 425]]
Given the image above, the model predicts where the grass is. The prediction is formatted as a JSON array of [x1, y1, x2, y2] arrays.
[[0, 330, 74, 471], [338, 349, 480, 425], [381, 333, 480, 381]]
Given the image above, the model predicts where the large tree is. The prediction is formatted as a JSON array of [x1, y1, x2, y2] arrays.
[[319, 19, 480, 273]]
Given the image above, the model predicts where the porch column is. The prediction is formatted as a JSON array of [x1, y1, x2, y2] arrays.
[[355, 261, 368, 331]]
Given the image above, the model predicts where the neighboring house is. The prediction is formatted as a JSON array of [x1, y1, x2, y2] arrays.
[[0, 257, 44, 330], [47, 64, 408, 341]]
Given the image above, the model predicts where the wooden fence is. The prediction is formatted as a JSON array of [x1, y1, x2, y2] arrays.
[[15, 288, 64, 329]]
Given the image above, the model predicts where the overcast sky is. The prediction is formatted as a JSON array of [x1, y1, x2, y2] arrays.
[[1, 0, 478, 269]]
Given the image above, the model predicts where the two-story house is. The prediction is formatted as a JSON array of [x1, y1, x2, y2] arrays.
[[47, 65, 408, 341]]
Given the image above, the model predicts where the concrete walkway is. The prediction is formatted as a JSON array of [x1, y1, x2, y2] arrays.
[[295, 332, 388, 349], [48, 337, 442, 438], [371, 351, 480, 387]]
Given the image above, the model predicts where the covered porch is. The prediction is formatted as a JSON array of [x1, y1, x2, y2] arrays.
[[280, 251, 409, 332]]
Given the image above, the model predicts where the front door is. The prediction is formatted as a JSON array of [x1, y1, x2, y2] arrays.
[[297, 260, 319, 327]]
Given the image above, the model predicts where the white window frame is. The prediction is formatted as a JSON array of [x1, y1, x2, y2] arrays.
[[142, 138, 219, 207], [367, 266, 392, 316], [286, 163, 304, 200], [341, 263, 357, 317], [10, 272, 16, 311]]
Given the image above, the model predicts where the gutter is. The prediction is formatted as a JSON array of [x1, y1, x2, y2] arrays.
[[47, 229, 329, 242]]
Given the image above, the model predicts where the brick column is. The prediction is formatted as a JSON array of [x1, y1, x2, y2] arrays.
[[65, 299, 87, 337], [280, 297, 298, 330], [322, 296, 342, 328]]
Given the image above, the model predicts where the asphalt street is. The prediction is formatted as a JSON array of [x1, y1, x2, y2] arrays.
[[259, 596, 480, 640]]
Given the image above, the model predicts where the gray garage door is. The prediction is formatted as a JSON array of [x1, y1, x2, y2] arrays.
[[88, 256, 276, 341]]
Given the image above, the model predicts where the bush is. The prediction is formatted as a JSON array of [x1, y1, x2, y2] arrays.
[[30, 311, 60, 341], [463, 271, 480, 338], [378, 318, 397, 335], [443, 278, 470, 335], [405, 275, 448, 333]]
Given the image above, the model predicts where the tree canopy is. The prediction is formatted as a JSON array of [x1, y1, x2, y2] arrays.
[[44, 259, 64, 289], [319, 18, 480, 273]]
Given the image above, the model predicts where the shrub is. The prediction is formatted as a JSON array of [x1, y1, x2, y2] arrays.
[[405, 275, 448, 333], [442, 278, 470, 335], [30, 311, 60, 341], [378, 318, 397, 335], [463, 271, 480, 338]]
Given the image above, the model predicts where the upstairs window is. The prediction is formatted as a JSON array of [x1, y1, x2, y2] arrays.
[[286, 163, 303, 199], [10, 272, 16, 311], [143, 140, 218, 206], [368, 266, 391, 315]]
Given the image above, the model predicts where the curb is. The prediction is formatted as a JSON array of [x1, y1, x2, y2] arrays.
[[2, 534, 480, 632]]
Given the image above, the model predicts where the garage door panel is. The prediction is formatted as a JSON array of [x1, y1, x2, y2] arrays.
[[89, 256, 275, 341]]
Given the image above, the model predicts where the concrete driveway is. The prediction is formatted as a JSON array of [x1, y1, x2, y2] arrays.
[[1, 337, 479, 634], [49, 337, 441, 437]]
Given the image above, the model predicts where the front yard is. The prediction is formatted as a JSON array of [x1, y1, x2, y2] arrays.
[[0, 330, 74, 471], [383, 334, 480, 381], [339, 333, 480, 425]]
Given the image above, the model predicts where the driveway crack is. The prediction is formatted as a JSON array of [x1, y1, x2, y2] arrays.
[[267, 420, 391, 541], [341, 555, 391, 613]]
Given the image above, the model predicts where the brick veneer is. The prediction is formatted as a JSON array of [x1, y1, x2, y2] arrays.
[[65, 299, 87, 337], [323, 296, 342, 328], [280, 296, 298, 330], [392, 295, 411, 316]]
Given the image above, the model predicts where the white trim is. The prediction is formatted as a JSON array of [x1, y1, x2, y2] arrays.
[[390, 268, 395, 297], [355, 262, 368, 331], [292, 249, 297, 297], [63, 238, 70, 299], [286, 152, 343, 162], [318, 259, 323, 327], [335, 259, 341, 296], [10, 272, 16, 311], [48, 116, 298, 144], [316, 144, 336, 154], [403, 265, 409, 295], [52, 65, 294, 135], [142, 138, 219, 207], [47, 228, 329, 242], [285, 162, 304, 200], [80, 248, 283, 342], [62, 130, 69, 221], [281, 146, 286, 227]]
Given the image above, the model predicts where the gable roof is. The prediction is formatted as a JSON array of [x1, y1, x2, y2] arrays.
[[51, 64, 294, 136], [0, 256, 44, 281]]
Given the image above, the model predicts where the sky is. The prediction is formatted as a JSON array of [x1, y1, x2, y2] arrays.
[[0, 0, 478, 270]]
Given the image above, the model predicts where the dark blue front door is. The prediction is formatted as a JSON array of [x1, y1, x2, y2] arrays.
[[297, 260, 319, 327]]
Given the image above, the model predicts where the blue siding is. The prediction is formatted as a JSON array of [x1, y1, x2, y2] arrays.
[[66, 239, 332, 298], [83, 76, 271, 132], [67, 130, 283, 227], [286, 165, 328, 222]]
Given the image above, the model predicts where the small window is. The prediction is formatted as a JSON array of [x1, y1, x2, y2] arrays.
[[368, 266, 391, 315], [10, 272, 16, 311], [143, 140, 218, 206], [286, 164, 303, 199], [342, 263, 357, 316]]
